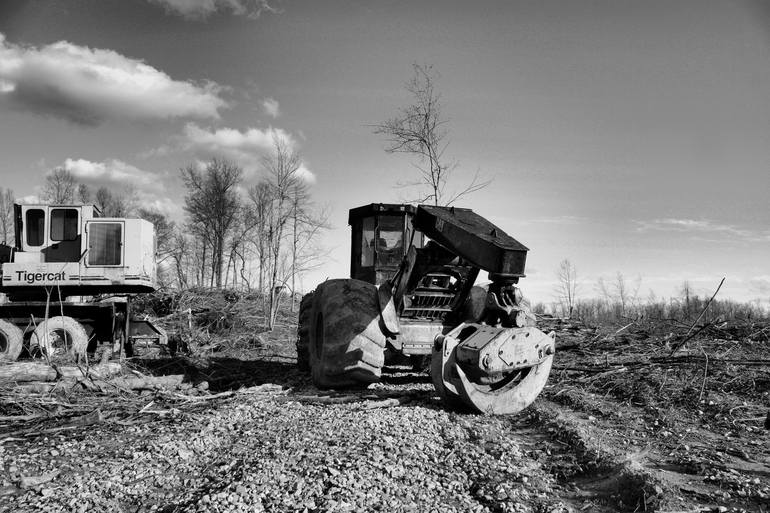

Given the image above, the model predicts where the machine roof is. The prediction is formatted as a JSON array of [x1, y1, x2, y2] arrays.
[[347, 203, 417, 225]]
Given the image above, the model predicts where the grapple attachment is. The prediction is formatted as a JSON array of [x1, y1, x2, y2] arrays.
[[431, 322, 555, 415]]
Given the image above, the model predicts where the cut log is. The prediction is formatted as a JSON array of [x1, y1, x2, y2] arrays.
[[101, 374, 187, 391], [12, 383, 59, 394], [0, 363, 56, 382], [59, 363, 122, 380], [0, 362, 122, 383]]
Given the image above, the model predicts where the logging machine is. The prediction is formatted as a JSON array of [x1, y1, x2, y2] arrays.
[[0, 203, 164, 361], [297, 204, 555, 414]]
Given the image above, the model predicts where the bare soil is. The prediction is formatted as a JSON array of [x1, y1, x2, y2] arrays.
[[1, 314, 768, 512]]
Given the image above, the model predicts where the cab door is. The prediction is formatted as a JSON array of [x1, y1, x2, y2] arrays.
[[43, 207, 81, 263], [19, 205, 46, 254]]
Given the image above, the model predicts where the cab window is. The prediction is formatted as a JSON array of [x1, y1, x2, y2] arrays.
[[88, 222, 122, 266], [361, 217, 374, 267], [376, 216, 404, 266], [50, 208, 79, 241], [26, 209, 45, 246]]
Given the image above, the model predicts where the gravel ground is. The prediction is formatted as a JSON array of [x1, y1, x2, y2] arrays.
[[2, 317, 768, 512], [1, 384, 572, 513]]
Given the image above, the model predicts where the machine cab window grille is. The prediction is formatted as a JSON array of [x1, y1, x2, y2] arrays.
[[50, 209, 79, 241], [25, 209, 45, 247], [88, 223, 122, 266]]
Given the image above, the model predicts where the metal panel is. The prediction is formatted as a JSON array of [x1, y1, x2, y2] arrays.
[[412, 205, 528, 277]]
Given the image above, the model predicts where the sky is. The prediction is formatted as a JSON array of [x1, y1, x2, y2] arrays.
[[0, 0, 768, 306]]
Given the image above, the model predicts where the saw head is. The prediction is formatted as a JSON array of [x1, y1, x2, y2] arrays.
[[431, 322, 555, 415]]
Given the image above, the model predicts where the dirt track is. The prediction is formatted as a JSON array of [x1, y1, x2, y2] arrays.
[[1, 319, 768, 512]]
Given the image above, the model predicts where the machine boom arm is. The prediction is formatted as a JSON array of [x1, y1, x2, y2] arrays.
[[412, 206, 529, 277]]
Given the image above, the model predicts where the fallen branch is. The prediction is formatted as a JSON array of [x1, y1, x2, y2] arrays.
[[575, 367, 629, 383], [2, 409, 105, 438], [697, 344, 709, 402], [553, 365, 620, 373], [686, 277, 725, 336], [0, 413, 46, 422], [666, 322, 716, 355], [554, 356, 770, 373], [612, 322, 635, 336], [670, 277, 725, 355]]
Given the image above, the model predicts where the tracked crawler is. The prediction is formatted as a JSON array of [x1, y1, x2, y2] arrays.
[[297, 203, 555, 414]]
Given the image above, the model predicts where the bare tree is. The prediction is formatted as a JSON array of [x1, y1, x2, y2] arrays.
[[170, 228, 191, 289], [598, 272, 641, 317], [94, 187, 112, 214], [373, 63, 488, 205], [554, 259, 578, 318], [679, 280, 693, 319], [621, 273, 642, 314], [260, 137, 304, 328], [246, 182, 273, 293], [0, 187, 14, 244], [108, 191, 136, 217], [43, 168, 76, 204], [77, 183, 91, 204], [94, 185, 137, 216], [137, 208, 175, 264], [288, 184, 330, 311], [181, 158, 243, 288], [614, 272, 630, 314], [244, 136, 325, 327]]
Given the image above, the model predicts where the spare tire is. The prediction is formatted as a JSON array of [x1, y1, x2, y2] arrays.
[[296, 291, 315, 372], [31, 316, 89, 361], [0, 319, 23, 362], [309, 279, 386, 388]]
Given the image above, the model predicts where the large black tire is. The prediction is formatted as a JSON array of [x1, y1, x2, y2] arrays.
[[30, 316, 89, 361], [0, 320, 23, 362], [309, 279, 386, 388], [296, 291, 315, 372]]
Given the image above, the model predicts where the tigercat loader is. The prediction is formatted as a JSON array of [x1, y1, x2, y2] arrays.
[[297, 203, 555, 414], [0, 203, 164, 362]]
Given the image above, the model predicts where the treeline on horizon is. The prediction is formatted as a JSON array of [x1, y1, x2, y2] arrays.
[[547, 261, 768, 324]]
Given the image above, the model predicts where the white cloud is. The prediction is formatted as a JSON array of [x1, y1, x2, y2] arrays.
[[16, 194, 40, 205], [182, 123, 293, 154], [635, 218, 770, 243], [0, 33, 227, 125], [63, 158, 159, 188], [261, 97, 280, 118], [295, 163, 316, 184], [55, 158, 180, 218], [150, 0, 279, 20], [175, 123, 316, 182], [136, 196, 184, 219]]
